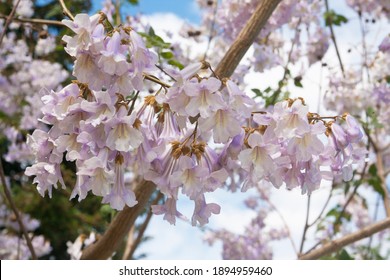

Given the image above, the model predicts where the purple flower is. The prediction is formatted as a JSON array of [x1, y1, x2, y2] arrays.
[[98, 32, 129, 76], [105, 106, 143, 152], [379, 35, 390, 53], [191, 194, 220, 226], [102, 155, 138, 210], [183, 77, 224, 118], [151, 198, 185, 225]]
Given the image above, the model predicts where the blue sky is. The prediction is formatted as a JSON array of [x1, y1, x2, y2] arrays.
[[92, 0, 201, 23]]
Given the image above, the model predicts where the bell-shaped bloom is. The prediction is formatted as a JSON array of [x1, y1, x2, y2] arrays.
[[286, 122, 325, 162], [98, 32, 129, 76], [105, 106, 143, 152], [199, 107, 242, 143], [62, 14, 100, 55], [76, 149, 114, 196], [184, 77, 224, 118], [345, 115, 363, 143], [171, 157, 209, 199], [191, 194, 220, 226], [151, 198, 185, 225], [273, 99, 310, 138], [102, 159, 137, 210]]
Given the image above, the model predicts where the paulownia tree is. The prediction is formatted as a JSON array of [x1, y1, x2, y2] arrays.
[[0, 0, 389, 260]]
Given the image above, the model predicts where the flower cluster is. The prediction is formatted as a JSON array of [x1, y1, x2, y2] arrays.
[[25, 13, 365, 226], [205, 201, 288, 260], [0, 19, 68, 163], [239, 99, 365, 194]]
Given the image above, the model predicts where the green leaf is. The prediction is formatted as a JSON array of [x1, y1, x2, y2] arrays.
[[161, 51, 174, 59], [167, 59, 184, 70], [126, 0, 139, 5], [148, 27, 156, 37], [324, 10, 348, 26], [325, 206, 341, 218], [338, 249, 354, 260], [294, 76, 303, 88], [251, 88, 262, 97], [45, 6, 62, 18]]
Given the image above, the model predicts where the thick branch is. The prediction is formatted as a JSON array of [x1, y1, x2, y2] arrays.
[[79, 0, 282, 260], [80, 180, 156, 259], [214, 0, 282, 78], [299, 217, 390, 260]]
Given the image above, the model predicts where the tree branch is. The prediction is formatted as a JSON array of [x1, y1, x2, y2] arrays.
[[299, 217, 390, 260], [214, 0, 282, 78], [80, 180, 156, 259], [121, 225, 135, 260], [0, 14, 64, 26], [0, 159, 37, 260], [376, 151, 390, 217], [58, 0, 75, 21], [324, 0, 345, 77], [299, 195, 311, 254], [79, 0, 282, 259], [0, 0, 21, 48]]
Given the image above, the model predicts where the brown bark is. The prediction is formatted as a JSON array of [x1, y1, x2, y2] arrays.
[[214, 0, 282, 78], [80, 181, 155, 259], [299, 217, 390, 260]]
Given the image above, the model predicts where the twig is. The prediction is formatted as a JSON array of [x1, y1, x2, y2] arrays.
[[299, 195, 311, 254], [143, 73, 171, 88], [324, 0, 345, 77], [127, 192, 164, 259], [269, 18, 301, 105], [0, 14, 64, 27], [128, 91, 140, 115], [266, 197, 298, 255], [299, 217, 390, 260], [214, 0, 282, 78], [0, 158, 37, 259], [115, 0, 121, 25], [358, 12, 371, 84], [0, 0, 22, 48], [155, 64, 177, 81], [203, 0, 219, 61], [58, 0, 75, 21], [308, 186, 333, 227]]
